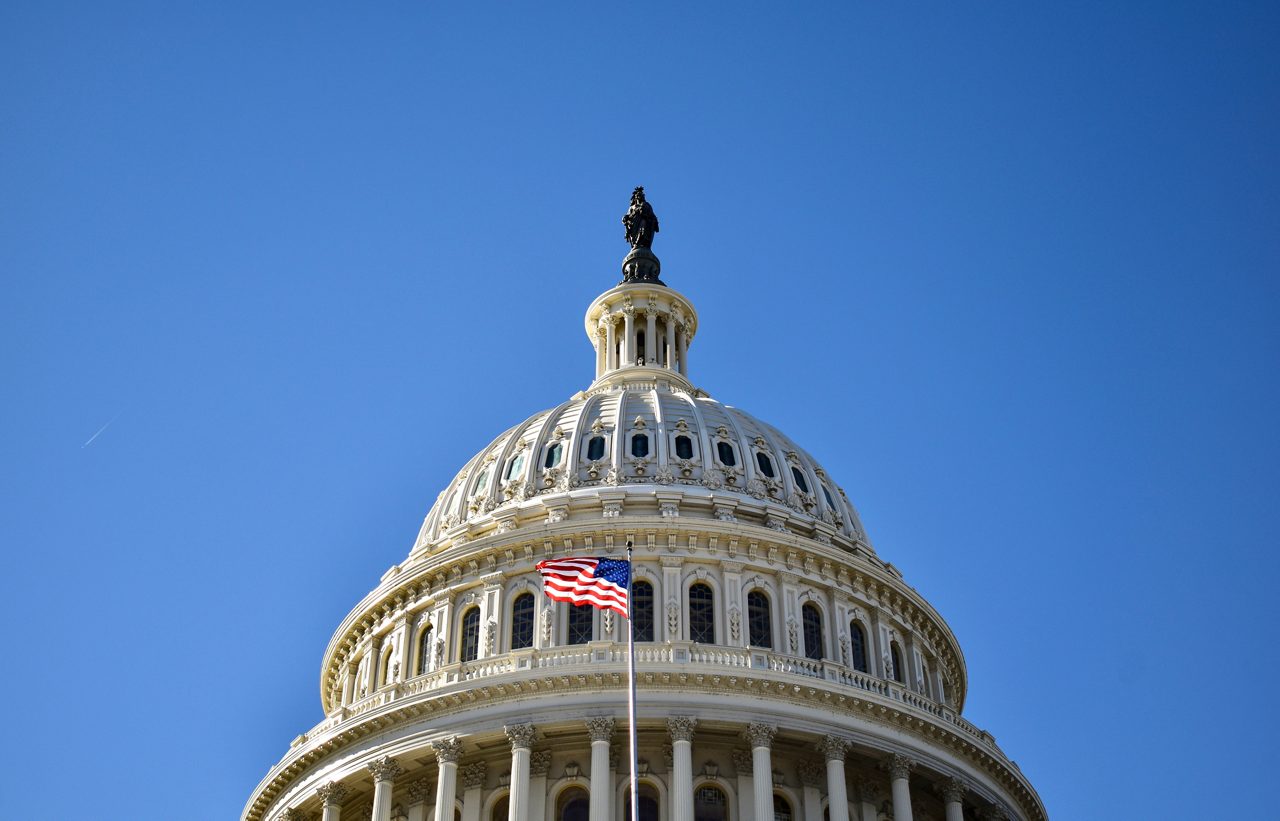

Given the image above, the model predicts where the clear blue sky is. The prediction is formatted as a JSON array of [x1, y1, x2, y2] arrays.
[[2, 3, 1276, 819]]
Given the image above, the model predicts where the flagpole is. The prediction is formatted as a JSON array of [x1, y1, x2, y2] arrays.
[[626, 541, 640, 821]]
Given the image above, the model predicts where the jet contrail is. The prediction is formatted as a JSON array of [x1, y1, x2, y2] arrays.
[[82, 413, 121, 448]]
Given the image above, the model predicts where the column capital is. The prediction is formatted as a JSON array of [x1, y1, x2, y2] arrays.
[[585, 716, 616, 743], [939, 777, 969, 804], [667, 715, 697, 743], [744, 722, 776, 749], [461, 761, 487, 790], [317, 781, 349, 807], [818, 734, 849, 762], [505, 723, 537, 750], [530, 750, 553, 777], [432, 736, 464, 764], [367, 755, 403, 782], [406, 778, 432, 805], [885, 754, 916, 781], [854, 777, 882, 804], [797, 760, 824, 787]]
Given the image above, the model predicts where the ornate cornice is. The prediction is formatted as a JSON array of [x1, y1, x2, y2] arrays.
[[666, 716, 697, 743]]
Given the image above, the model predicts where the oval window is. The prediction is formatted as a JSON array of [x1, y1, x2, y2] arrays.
[[716, 442, 736, 466], [675, 435, 693, 460], [755, 451, 775, 477], [586, 435, 605, 461], [791, 466, 809, 493]]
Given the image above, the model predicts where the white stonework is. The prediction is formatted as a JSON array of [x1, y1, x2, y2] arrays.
[[243, 256, 1047, 821]]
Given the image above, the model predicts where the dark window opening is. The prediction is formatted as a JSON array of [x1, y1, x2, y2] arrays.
[[632, 580, 655, 642], [791, 466, 809, 493], [716, 442, 736, 466], [850, 622, 868, 673], [756, 451, 775, 477], [544, 442, 563, 469], [511, 593, 535, 650], [460, 608, 481, 663], [802, 603, 824, 661], [675, 435, 694, 459], [586, 435, 605, 461], [632, 434, 649, 458], [689, 583, 715, 643], [747, 590, 772, 649], [567, 603, 593, 645], [417, 624, 434, 675]]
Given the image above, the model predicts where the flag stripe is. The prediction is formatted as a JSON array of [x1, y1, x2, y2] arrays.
[[536, 557, 631, 618]]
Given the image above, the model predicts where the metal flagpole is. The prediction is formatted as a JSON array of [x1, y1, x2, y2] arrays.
[[626, 541, 640, 821]]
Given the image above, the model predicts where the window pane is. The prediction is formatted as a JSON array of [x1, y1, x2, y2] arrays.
[[756, 451, 775, 477], [558, 788, 590, 821], [506, 453, 525, 480], [632, 434, 649, 458], [791, 466, 809, 493], [773, 794, 793, 821], [802, 604, 823, 661], [491, 796, 509, 821], [474, 469, 490, 493], [717, 442, 736, 466], [694, 785, 728, 821], [632, 581, 655, 642], [567, 603, 593, 645], [587, 436, 605, 461], [545, 442, 563, 469], [850, 622, 868, 673], [625, 784, 661, 821], [689, 584, 715, 644], [747, 591, 772, 649], [511, 594, 535, 650], [675, 435, 693, 459], [461, 608, 481, 662]]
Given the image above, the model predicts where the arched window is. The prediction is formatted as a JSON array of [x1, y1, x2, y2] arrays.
[[567, 603, 593, 645], [624, 783, 661, 821], [890, 642, 905, 684], [632, 580, 655, 642], [716, 441, 736, 466], [694, 784, 728, 821], [688, 583, 715, 644], [632, 434, 650, 458], [586, 435, 606, 461], [675, 435, 694, 459], [505, 452, 525, 480], [747, 590, 772, 649], [417, 623, 434, 675], [558, 787, 590, 821], [802, 603, 824, 661], [849, 621, 868, 673], [791, 466, 809, 493], [379, 646, 395, 687], [637, 330, 646, 363], [460, 607, 481, 663], [756, 451, 775, 477], [491, 796, 509, 821], [773, 794, 794, 821], [544, 442, 563, 469], [511, 593, 535, 650]]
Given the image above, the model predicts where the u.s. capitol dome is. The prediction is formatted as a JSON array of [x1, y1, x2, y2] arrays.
[[244, 192, 1046, 821]]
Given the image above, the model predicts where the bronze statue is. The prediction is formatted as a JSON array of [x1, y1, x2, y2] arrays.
[[622, 187, 659, 249]]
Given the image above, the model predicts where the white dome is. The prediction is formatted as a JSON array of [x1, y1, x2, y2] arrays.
[[415, 385, 869, 551]]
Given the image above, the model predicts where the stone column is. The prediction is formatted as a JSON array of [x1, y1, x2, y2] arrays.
[[317, 782, 349, 821], [368, 757, 404, 821], [405, 779, 432, 821], [460, 763, 486, 821], [506, 724, 537, 821], [596, 328, 607, 375], [853, 778, 880, 821], [938, 778, 966, 821], [605, 320, 617, 371], [676, 326, 688, 376], [732, 750, 755, 821], [623, 308, 636, 365], [819, 736, 850, 821], [645, 307, 658, 364], [341, 663, 356, 705], [797, 761, 824, 821], [664, 318, 674, 368], [886, 755, 915, 821], [586, 717, 615, 821], [432, 737, 463, 821], [668, 717, 697, 821], [746, 723, 776, 821], [529, 751, 552, 821]]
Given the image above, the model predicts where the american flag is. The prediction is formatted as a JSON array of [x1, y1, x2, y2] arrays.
[[535, 557, 631, 617]]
